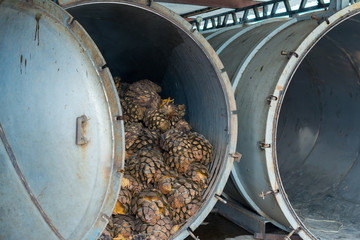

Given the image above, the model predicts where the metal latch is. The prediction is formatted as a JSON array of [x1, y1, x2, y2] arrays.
[[231, 152, 242, 162], [259, 189, 279, 199], [76, 115, 88, 145], [215, 194, 228, 204], [259, 142, 271, 150], [280, 50, 299, 59]]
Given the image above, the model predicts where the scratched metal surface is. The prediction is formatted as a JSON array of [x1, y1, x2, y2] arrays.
[[0, 0, 124, 239], [63, 1, 238, 239], [207, 14, 319, 233], [205, 3, 360, 240], [277, 13, 360, 239]]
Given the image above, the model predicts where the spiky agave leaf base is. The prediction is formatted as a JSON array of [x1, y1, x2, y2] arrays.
[[101, 79, 214, 240]]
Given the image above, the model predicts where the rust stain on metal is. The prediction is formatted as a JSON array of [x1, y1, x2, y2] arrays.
[[34, 13, 41, 46], [81, 146, 87, 161], [276, 85, 283, 91], [24, 58, 27, 74], [311, 14, 329, 25], [20, 55, 23, 74], [311, 14, 320, 21], [81, 145, 87, 161], [80, 119, 88, 160], [273, 177, 279, 190]]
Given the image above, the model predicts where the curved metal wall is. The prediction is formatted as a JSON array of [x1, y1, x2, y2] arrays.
[[0, 0, 125, 239], [60, 1, 238, 239], [205, 3, 360, 239], [0, 1, 237, 239]]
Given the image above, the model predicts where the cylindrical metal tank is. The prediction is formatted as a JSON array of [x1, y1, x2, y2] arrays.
[[61, 1, 238, 238], [0, 0, 125, 239], [0, 0, 237, 239], [205, 3, 360, 240]]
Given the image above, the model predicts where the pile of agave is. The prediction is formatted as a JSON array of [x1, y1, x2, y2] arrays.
[[100, 78, 214, 240]]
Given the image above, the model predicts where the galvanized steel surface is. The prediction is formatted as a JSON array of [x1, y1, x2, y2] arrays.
[[207, 16, 319, 234], [0, 0, 125, 239], [206, 3, 360, 240], [59, 1, 238, 239]]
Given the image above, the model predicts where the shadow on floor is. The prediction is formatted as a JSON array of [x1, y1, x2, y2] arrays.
[[185, 212, 252, 240]]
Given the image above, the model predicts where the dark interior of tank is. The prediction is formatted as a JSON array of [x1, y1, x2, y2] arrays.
[[277, 14, 360, 239], [66, 2, 231, 239]]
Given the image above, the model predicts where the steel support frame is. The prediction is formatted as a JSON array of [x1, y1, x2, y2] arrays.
[[191, 0, 331, 31], [155, 0, 261, 9], [216, 199, 302, 240]]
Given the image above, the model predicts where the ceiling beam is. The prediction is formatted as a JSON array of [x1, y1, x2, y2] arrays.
[[155, 0, 261, 9]]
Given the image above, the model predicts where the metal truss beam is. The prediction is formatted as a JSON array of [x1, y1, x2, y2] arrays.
[[181, 7, 221, 18], [155, 0, 260, 9], [190, 0, 331, 31]]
